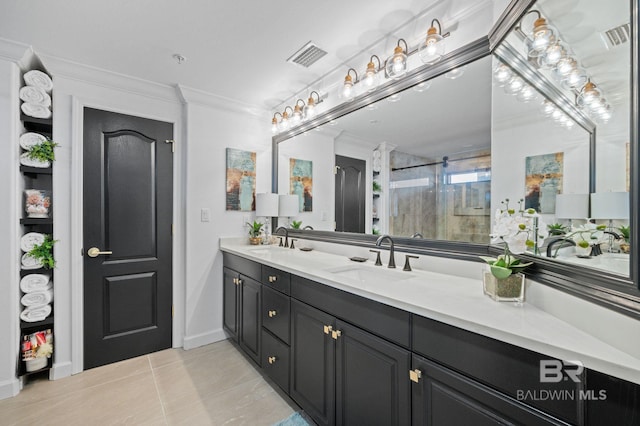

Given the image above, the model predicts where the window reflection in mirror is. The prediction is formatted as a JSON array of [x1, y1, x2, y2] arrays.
[[492, 0, 631, 277], [277, 55, 493, 242]]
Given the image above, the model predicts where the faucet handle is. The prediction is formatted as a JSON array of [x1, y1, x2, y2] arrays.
[[369, 250, 382, 266], [403, 255, 419, 271], [290, 239, 297, 249]]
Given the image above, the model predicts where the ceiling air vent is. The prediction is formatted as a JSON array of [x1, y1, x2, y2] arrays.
[[287, 41, 328, 68], [601, 23, 631, 49]]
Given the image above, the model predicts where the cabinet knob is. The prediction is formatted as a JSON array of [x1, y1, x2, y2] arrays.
[[323, 325, 333, 335], [268, 310, 277, 318], [268, 275, 278, 283], [331, 329, 342, 340], [268, 356, 277, 365], [409, 369, 422, 383]]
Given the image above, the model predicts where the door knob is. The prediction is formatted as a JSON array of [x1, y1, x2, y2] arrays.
[[268, 310, 277, 318], [268, 356, 277, 364], [87, 247, 113, 258]]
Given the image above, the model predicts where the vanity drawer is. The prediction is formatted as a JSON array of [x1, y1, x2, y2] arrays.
[[262, 329, 290, 393], [262, 265, 291, 295], [262, 285, 290, 344]]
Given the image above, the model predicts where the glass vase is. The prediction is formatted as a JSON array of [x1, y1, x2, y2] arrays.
[[483, 270, 525, 303]]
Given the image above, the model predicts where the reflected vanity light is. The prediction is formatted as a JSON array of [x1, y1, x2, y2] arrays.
[[524, 10, 557, 57], [444, 67, 465, 80], [413, 81, 432, 92], [387, 92, 402, 103], [493, 63, 512, 86]]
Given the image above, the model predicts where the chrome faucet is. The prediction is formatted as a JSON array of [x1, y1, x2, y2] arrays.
[[375, 234, 396, 268], [275, 226, 289, 248], [546, 237, 576, 258]]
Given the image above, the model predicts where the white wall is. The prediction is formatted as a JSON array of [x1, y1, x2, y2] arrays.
[[180, 87, 271, 347], [278, 132, 335, 231], [0, 56, 21, 399]]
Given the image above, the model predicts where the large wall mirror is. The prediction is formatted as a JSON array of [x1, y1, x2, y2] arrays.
[[272, 0, 639, 314]]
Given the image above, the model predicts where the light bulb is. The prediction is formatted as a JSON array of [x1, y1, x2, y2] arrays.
[[562, 67, 587, 89], [271, 118, 278, 134], [387, 93, 402, 103], [292, 105, 303, 124], [551, 109, 563, 121], [386, 44, 407, 80], [493, 63, 512, 86], [413, 81, 432, 92], [362, 60, 379, 92], [542, 41, 566, 68], [419, 24, 445, 64], [279, 113, 290, 131], [564, 119, 575, 129], [555, 57, 576, 77], [516, 85, 536, 103], [504, 76, 524, 95], [445, 67, 465, 80], [529, 17, 556, 55], [540, 99, 556, 117], [342, 72, 355, 99]]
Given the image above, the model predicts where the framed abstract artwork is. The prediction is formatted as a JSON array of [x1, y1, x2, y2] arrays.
[[524, 152, 564, 214], [226, 148, 256, 211]]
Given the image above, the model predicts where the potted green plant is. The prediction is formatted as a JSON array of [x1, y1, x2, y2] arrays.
[[28, 235, 57, 269], [547, 223, 567, 236], [246, 221, 264, 245], [291, 220, 302, 229], [618, 225, 630, 253], [372, 180, 382, 193], [27, 140, 59, 163]]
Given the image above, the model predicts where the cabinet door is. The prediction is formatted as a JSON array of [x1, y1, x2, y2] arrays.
[[290, 300, 336, 426], [412, 354, 563, 426], [335, 320, 411, 426], [222, 267, 239, 340], [239, 275, 261, 365]]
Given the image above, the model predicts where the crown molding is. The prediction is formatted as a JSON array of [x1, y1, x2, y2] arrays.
[[38, 53, 180, 104], [0, 37, 33, 69], [177, 84, 270, 120]]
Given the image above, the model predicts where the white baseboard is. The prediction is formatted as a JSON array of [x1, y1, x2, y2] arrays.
[[0, 377, 20, 401], [183, 328, 227, 350], [50, 361, 73, 380]]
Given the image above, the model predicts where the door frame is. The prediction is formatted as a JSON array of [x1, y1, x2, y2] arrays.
[[69, 96, 185, 374]]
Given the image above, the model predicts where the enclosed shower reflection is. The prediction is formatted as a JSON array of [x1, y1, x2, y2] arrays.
[[388, 150, 491, 243]]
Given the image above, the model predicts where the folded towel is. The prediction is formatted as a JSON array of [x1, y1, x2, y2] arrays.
[[20, 274, 51, 293], [20, 304, 52, 322], [21, 102, 52, 119], [24, 70, 53, 93], [19, 86, 51, 107], [21, 288, 53, 307]]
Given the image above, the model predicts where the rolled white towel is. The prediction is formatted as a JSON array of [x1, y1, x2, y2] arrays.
[[21, 288, 53, 307], [19, 86, 51, 107], [24, 70, 53, 93], [20, 304, 52, 322], [21, 103, 52, 119], [20, 274, 51, 293]]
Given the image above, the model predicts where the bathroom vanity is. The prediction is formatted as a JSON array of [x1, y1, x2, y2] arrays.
[[221, 240, 640, 425]]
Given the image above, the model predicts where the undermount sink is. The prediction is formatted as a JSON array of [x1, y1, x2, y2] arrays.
[[325, 264, 415, 283]]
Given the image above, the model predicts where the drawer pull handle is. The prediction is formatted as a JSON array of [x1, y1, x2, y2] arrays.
[[409, 369, 422, 383], [268, 275, 278, 283], [268, 310, 277, 318], [331, 330, 342, 340], [268, 356, 277, 365], [323, 325, 333, 335]]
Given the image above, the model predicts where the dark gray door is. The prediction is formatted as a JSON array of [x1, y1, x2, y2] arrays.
[[83, 108, 173, 369], [335, 155, 366, 233]]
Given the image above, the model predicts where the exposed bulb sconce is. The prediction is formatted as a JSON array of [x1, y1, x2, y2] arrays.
[[385, 39, 408, 80], [342, 68, 358, 99], [419, 19, 449, 64], [525, 10, 557, 58], [493, 62, 512, 86], [577, 80, 602, 107], [271, 112, 282, 134], [280, 106, 293, 131], [363, 55, 381, 92], [541, 40, 567, 69], [444, 66, 465, 80], [292, 99, 305, 124], [304, 91, 321, 119]]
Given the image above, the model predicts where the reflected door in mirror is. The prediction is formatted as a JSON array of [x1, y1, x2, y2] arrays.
[[335, 155, 365, 232]]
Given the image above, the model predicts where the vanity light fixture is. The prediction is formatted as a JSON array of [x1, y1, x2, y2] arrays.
[[444, 67, 465, 80], [303, 91, 321, 119], [524, 10, 557, 58], [292, 99, 305, 124], [540, 40, 567, 69], [280, 106, 293, 131], [577, 80, 602, 107], [493, 63, 512, 86], [504, 75, 525, 95], [413, 80, 432, 92], [271, 112, 283, 134], [418, 19, 449, 64], [362, 55, 381, 92], [385, 38, 409, 80], [342, 68, 358, 99]]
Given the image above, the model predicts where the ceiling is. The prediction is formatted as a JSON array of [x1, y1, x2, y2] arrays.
[[0, 0, 454, 112]]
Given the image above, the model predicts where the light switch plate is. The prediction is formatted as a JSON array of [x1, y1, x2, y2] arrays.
[[201, 208, 210, 222]]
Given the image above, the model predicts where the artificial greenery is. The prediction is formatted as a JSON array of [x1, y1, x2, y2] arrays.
[[372, 180, 382, 193], [246, 221, 264, 238], [480, 251, 532, 279], [547, 223, 567, 236], [291, 220, 302, 229], [618, 225, 630, 243], [27, 140, 59, 163], [372, 228, 380, 235], [28, 235, 57, 269]]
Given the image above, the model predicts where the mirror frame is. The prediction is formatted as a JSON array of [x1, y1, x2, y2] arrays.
[[272, 0, 640, 318]]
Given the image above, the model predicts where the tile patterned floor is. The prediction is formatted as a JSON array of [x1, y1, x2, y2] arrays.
[[0, 339, 298, 425]]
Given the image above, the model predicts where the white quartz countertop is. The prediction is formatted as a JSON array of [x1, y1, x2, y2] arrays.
[[220, 239, 640, 385]]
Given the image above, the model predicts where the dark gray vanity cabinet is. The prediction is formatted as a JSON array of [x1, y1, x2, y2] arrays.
[[222, 253, 262, 365], [261, 274, 292, 393], [411, 354, 564, 425], [290, 299, 411, 426]]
